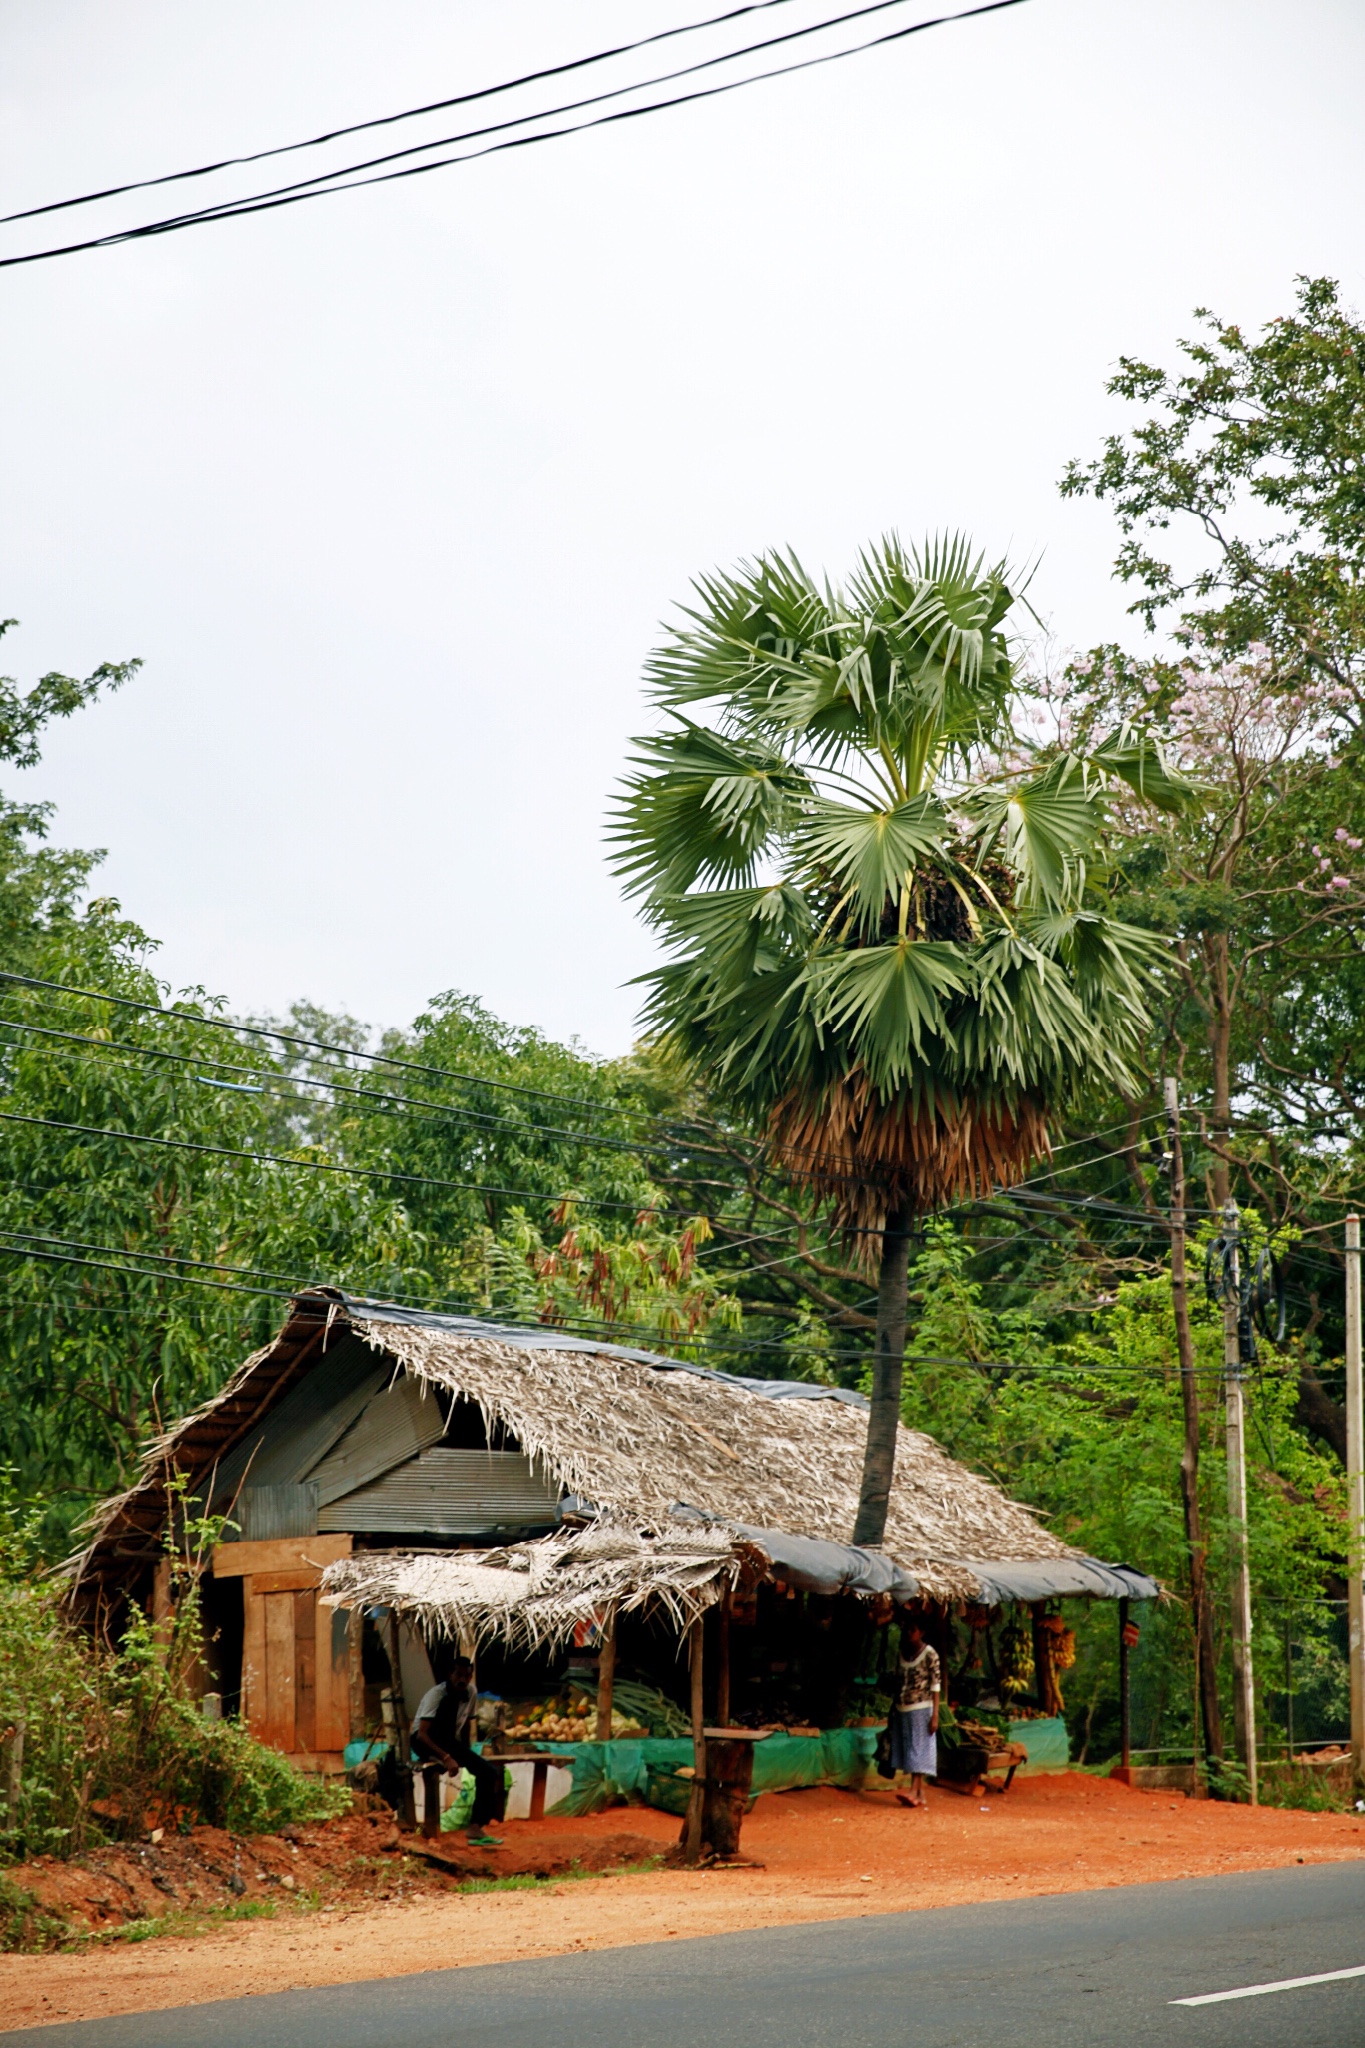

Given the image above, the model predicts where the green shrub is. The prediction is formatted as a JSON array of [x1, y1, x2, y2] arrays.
[[0, 1873, 71, 1952], [1257, 1762, 1349, 1813], [0, 1477, 344, 1863]]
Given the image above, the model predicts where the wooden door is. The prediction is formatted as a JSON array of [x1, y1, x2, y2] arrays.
[[240, 1567, 351, 1764]]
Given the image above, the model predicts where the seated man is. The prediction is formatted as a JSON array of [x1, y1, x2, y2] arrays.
[[412, 1649, 506, 1847]]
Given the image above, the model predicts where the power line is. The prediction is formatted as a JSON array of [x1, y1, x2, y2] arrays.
[[0, 1226, 345, 1296], [1, 972, 1161, 1193], [0, 1235, 1225, 1374], [99, 0, 978, 232], [0, 1016, 673, 1165], [0, 0, 806, 225], [0, 1107, 655, 1213], [0, 0, 1031, 269], [0, 1237, 289, 1302], [0, 969, 667, 1127]]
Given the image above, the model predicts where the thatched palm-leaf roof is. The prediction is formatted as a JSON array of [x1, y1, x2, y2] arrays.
[[345, 1312, 1073, 1594], [322, 1520, 765, 1652], [70, 1292, 1153, 1614]]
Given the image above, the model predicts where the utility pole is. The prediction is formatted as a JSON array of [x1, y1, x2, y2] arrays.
[[1220, 1198, 1257, 1802], [1346, 1214, 1364, 1802], [1164, 1078, 1223, 1766]]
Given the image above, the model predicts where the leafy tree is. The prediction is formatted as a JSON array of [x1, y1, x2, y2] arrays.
[[0, 922, 438, 1529], [0, 620, 138, 968], [611, 536, 1188, 1543], [897, 1224, 1347, 1771], [1058, 280, 1365, 1460], [1060, 274, 1365, 715]]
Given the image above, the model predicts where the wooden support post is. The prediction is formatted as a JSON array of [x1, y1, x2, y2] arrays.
[[1221, 1198, 1258, 1803], [1346, 1212, 1365, 1801], [701, 1733, 755, 1860], [150, 1555, 175, 1667], [595, 1612, 616, 1744], [680, 1618, 705, 1863], [717, 1587, 732, 1729], [421, 1765, 442, 1839], [1165, 1076, 1223, 1765], [381, 1610, 416, 1827], [1030, 1602, 1061, 1718], [1119, 1597, 1132, 1775], [347, 1609, 367, 1742]]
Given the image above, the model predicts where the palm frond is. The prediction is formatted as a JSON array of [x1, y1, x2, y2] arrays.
[[614, 531, 1189, 1234], [964, 757, 1107, 909], [793, 792, 947, 933], [1085, 723, 1200, 813], [607, 721, 806, 901], [808, 939, 967, 1089]]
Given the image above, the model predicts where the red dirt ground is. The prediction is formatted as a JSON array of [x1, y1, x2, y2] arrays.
[[3, 1772, 1363, 2033]]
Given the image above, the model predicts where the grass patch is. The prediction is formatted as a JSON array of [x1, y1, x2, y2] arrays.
[[455, 1855, 663, 1896], [459, 1873, 555, 1894], [0, 1873, 72, 1953], [1257, 1764, 1350, 1814]]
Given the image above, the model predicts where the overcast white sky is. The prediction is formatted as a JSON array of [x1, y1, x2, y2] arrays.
[[2, 0, 1362, 1056]]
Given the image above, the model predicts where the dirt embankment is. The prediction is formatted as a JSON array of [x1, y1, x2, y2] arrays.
[[1, 1808, 655, 1943], [3, 1772, 1364, 2033]]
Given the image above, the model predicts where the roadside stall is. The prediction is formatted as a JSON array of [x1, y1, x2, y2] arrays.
[[69, 1289, 1157, 1859]]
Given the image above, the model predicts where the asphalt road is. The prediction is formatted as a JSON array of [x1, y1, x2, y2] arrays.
[[7, 1862, 1363, 2048]]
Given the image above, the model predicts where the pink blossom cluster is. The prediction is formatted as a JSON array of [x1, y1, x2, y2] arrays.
[[1298, 831, 1365, 898], [1165, 646, 1349, 774]]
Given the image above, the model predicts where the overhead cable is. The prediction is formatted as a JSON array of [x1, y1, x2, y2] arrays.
[[0, 0, 1031, 268], [0, 1107, 655, 1213], [0, 0, 806, 225], [0, 969, 666, 1124], [0, 1236, 1223, 1374]]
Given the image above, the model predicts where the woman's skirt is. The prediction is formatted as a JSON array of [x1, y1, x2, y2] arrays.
[[887, 1705, 936, 1777]]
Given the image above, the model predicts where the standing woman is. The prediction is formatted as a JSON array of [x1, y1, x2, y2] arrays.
[[889, 1616, 940, 1808]]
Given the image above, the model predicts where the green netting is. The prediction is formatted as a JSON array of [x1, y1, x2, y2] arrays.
[[541, 1726, 882, 1817], [1008, 1715, 1070, 1772]]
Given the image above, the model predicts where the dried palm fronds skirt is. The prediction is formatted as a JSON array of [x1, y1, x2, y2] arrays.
[[887, 1705, 936, 1776], [767, 1073, 1050, 1249]]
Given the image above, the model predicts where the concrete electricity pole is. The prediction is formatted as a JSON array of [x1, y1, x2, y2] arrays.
[[1346, 1214, 1364, 1802], [1220, 1198, 1257, 1802]]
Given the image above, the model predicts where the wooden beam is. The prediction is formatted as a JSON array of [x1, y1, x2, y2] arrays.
[[315, 1595, 351, 1754], [263, 1592, 297, 1751], [717, 1587, 732, 1728], [242, 1575, 266, 1737], [347, 1609, 367, 1742], [211, 1535, 351, 1579], [251, 1569, 328, 1594], [680, 1619, 705, 1864]]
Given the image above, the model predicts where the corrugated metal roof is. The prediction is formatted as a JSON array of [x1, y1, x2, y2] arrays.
[[209, 1331, 389, 1502], [308, 1374, 446, 1507], [237, 1482, 319, 1541], [317, 1448, 561, 1535]]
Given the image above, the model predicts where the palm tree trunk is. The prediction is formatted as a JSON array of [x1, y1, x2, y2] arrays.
[[852, 1202, 912, 1547]]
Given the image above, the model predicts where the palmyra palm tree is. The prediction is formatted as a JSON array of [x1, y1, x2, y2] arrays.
[[612, 537, 1187, 1546]]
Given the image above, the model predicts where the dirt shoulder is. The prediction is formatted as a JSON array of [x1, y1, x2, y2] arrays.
[[3, 1773, 1364, 2034]]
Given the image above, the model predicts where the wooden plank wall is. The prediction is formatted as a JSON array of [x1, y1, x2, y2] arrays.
[[223, 1536, 352, 1767]]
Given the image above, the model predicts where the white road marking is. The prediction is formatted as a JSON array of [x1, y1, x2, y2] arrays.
[[1171, 1963, 1365, 2005]]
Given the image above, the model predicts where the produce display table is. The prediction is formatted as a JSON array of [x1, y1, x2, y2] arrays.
[[935, 1744, 1027, 1798], [494, 1750, 568, 1822], [419, 1749, 564, 1835], [535, 1726, 881, 1816]]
